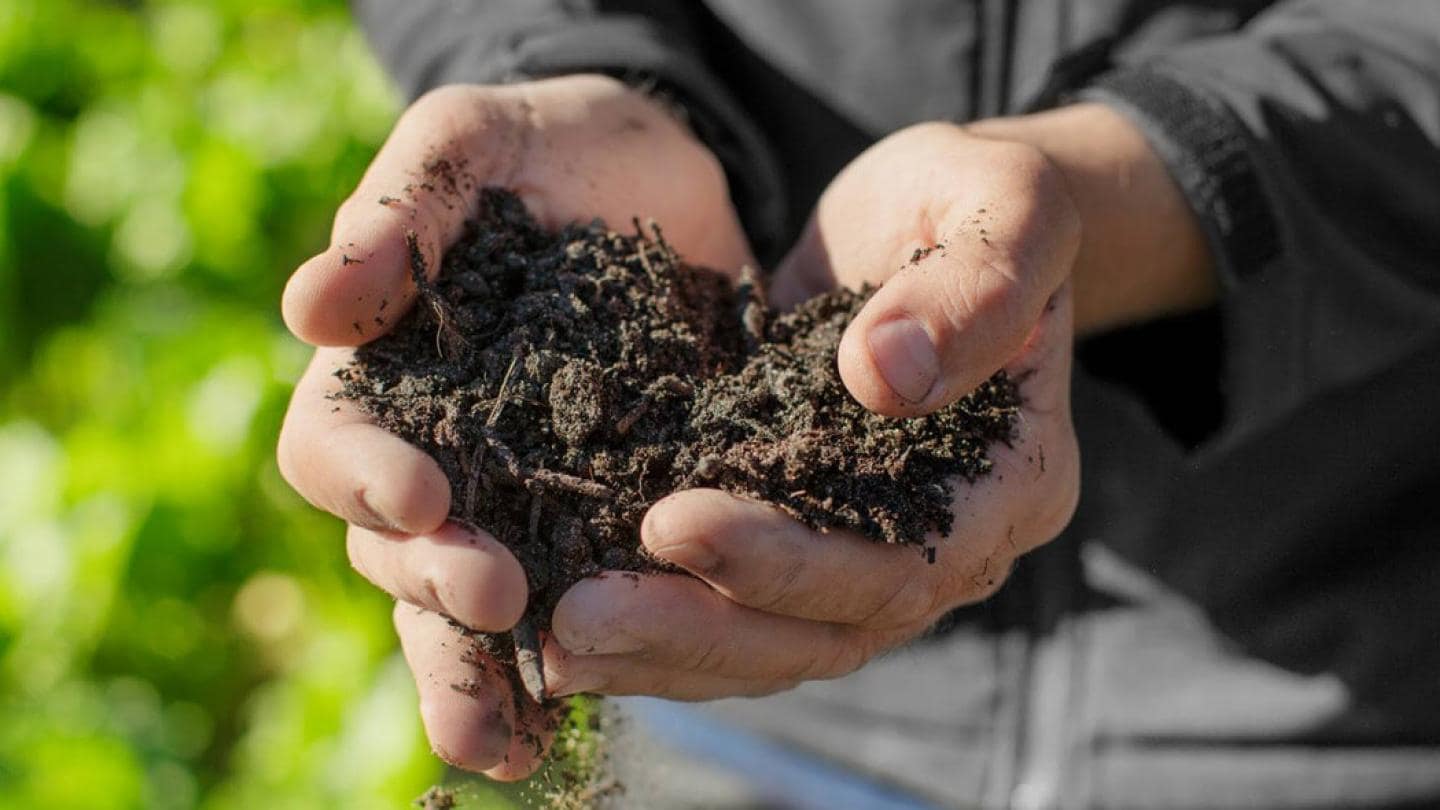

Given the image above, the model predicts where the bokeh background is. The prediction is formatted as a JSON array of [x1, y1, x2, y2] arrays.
[[0, 1, 524, 807]]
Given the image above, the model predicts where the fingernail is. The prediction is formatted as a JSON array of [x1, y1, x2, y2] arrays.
[[643, 504, 720, 575], [649, 541, 720, 576], [355, 488, 402, 533], [868, 317, 939, 404], [553, 579, 645, 656]]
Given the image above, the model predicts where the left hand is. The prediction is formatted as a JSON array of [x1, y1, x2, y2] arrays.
[[539, 122, 1082, 700], [275, 75, 759, 777]]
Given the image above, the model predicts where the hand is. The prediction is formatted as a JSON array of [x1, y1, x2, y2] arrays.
[[276, 74, 754, 777], [539, 121, 1083, 700]]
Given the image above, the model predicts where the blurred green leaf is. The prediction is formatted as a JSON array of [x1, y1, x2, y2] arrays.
[[0, 1, 522, 807]]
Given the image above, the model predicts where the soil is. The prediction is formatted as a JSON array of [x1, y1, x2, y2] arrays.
[[414, 786, 455, 810], [336, 188, 1020, 690]]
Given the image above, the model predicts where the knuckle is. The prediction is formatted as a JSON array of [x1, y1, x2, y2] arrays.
[[680, 634, 731, 674], [798, 628, 871, 681], [859, 576, 936, 630], [412, 558, 450, 615], [408, 83, 482, 121], [630, 667, 682, 699], [748, 553, 805, 612], [983, 138, 1057, 193], [970, 255, 1029, 318]]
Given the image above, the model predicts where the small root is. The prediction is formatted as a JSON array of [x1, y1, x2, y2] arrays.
[[737, 264, 767, 349], [462, 442, 486, 522], [528, 492, 543, 546], [482, 428, 526, 479], [528, 469, 614, 500], [614, 399, 650, 437], [405, 229, 469, 358], [615, 375, 695, 437], [511, 618, 547, 703], [487, 352, 520, 428], [485, 429, 614, 500]]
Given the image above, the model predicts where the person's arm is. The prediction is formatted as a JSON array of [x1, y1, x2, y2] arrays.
[[993, 0, 1440, 436], [533, 2, 1440, 723], [965, 104, 1217, 338], [349, 0, 786, 258]]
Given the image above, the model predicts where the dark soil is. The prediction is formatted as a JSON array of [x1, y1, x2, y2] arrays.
[[336, 187, 1019, 676]]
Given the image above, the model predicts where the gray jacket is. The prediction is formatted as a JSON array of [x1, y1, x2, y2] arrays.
[[354, 2, 1440, 807]]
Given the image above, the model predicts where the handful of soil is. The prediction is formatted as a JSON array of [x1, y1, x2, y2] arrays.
[[337, 188, 1019, 698]]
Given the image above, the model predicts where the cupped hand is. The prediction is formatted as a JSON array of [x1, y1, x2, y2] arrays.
[[541, 121, 1082, 701], [276, 74, 755, 777]]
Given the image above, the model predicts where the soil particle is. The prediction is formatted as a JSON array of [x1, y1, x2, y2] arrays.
[[415, 786, 455, 810], [337, 186, 1019, 660]]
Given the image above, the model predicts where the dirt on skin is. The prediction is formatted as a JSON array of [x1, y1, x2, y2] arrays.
[[336, 186, 1020, 657]]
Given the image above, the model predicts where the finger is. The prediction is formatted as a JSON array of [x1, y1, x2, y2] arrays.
[[838, 143, 1081, 416], [348, 523, 527, 633], [639, 489, 975, 630], [542, 636, 798, 702], [277, 348, 450, 532], [551, 573, 900, 682], [395, 603, 520, 773], [769, 217, 838, 311], [482, 694, 561, 782], [283, 85, 528, 347], [970, 282, 1082, 546]]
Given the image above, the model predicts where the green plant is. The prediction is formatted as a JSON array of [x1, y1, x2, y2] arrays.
[[0, 2, 520, 807]]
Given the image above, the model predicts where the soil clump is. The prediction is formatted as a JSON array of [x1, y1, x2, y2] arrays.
[[337, 188, 1019, 689]]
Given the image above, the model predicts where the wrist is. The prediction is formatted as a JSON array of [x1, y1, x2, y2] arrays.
[[966, 104, 1216, 335]]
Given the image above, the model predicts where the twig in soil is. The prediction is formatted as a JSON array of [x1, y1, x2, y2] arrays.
[[648, 219, 677, 262], [482, 428, 526, 479], [512, 616, 547, 703], [631, 218, 657, 280], [615, 376, 696, 437], [462, 442, 486, 522], [404, 229, 468, 358], [737, 264, 767, 349], [484, 428, 615, 499], [528, 492, 543, 546], [487, 352, 521, 428], [462, 354, 522, 521], [527, 469, 614, 500], [614, 398, 650, 437]]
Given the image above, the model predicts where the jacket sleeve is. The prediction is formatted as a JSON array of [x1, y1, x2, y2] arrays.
[[349, 0, 786, 258], [1080, 1, 1440, 445]]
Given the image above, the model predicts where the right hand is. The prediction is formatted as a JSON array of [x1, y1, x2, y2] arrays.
[[276, 74, 755, 779]]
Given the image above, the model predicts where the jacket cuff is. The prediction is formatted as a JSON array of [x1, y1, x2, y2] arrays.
[[1080, 69, 1280, 287]]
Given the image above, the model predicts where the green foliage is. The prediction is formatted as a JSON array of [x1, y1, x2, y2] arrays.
[[0, 1, 518, 807]]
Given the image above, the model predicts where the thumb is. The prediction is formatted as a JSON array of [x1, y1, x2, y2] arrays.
[[838, 186, 1080, 417], [281, 85, 527, 347]]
